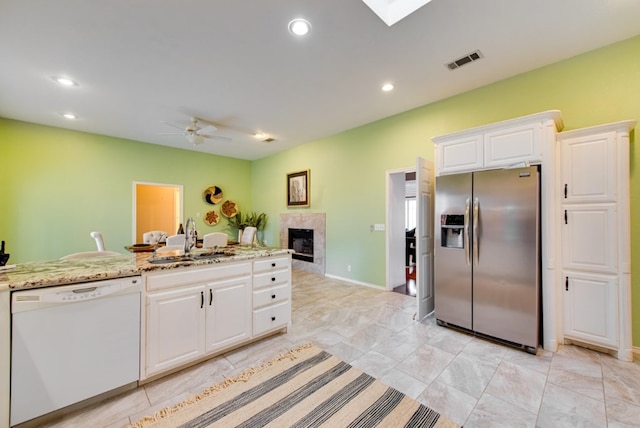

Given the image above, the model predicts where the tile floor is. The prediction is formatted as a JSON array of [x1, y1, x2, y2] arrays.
[[42, 269, 640, 428]]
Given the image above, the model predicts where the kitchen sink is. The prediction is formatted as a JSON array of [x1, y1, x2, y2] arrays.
[[146, 250, 227, 264], [146, 255, 193, 264]]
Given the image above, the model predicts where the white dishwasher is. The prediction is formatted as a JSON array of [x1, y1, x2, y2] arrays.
[[10, 276, 142, 426]]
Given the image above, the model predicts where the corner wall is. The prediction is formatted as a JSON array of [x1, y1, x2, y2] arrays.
[[252, 35, 640, 346]]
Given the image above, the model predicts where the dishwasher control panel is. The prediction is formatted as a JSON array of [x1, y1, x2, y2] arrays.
[[11, 276, 141, 313]]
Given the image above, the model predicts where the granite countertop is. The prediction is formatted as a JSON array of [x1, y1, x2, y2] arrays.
[[0, 246, 292, 291]]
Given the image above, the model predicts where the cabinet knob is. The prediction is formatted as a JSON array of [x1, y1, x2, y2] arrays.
[[271, 277, 276, 282], [271, 316, 276, 321], [271, 294, 276, 299], [271, 262, 276, 267]]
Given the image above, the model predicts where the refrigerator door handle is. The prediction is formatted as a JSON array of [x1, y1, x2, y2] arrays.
[[473, 197, 479, 265], [464, 198, 471, 266]]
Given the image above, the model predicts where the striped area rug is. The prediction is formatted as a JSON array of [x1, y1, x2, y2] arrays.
[[129, 344, 459, 428]]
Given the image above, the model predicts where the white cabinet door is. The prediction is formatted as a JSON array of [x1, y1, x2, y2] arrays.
[[435, 134, 483, 175], [563, 272, 618, 348], [562, 204, 617, 274], [484, 123, 541, 167], [146, 284, 205, 376], [561, 132, 616, 203], [205, 276, 252, 353]]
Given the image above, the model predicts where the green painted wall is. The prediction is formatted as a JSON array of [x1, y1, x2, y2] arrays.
[[1, 35, 639, 346], [0, 120, 252, 262], [252, 35, 640, 345]]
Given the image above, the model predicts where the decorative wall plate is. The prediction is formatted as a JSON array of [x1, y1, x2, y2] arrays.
[[204, 210, 220, 225], [203, 186, 223, 205], [221, 200, 238, 218]]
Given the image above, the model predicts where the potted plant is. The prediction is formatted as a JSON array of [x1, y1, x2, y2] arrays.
[[227, 211, 268, 245]]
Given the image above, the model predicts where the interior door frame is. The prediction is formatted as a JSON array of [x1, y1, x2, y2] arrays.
[[132, 181, 183, 243], [385, 167, 413, 290]]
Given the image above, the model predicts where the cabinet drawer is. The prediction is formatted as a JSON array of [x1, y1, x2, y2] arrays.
[[253, 256, 290, 274], [253, 270, 290, 289], [146, 262, 251, 291], [253, 283, 290, 309], [253, 301, 291, 336]]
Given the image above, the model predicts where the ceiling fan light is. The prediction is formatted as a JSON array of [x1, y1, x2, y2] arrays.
[[53, 76, 78, 86]]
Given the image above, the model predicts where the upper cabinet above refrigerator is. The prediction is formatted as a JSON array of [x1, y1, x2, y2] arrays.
[[432, 110, 563, 176]]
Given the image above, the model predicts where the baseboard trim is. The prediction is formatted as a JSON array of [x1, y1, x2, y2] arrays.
[[324, 273, 383, 290], [634, 346, 640, 361]]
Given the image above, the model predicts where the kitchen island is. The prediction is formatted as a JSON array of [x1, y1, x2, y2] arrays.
[[0, 246, 292, 427]]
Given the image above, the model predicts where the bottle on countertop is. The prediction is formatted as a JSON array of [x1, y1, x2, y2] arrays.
[[177, 223, 184, 234]]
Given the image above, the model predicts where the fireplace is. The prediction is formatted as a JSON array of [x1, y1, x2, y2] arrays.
[[281, 213, 325, 275], [288, 228, 314, 262]]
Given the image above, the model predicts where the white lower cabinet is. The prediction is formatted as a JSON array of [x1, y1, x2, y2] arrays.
[[146, 284, 206, 376], [143, 255, 291, 379], [205, 275, 252, 353], [563, 272, 618, 348]]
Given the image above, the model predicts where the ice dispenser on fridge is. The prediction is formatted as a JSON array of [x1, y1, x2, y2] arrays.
[[440, 214, 464, 248]]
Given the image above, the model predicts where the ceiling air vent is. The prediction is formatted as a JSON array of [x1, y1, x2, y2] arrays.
[[263, 137, 275, 143], [446, 50, 483, 71]]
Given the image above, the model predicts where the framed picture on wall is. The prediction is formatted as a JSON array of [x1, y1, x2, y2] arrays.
[[287, 169, 310, 207]]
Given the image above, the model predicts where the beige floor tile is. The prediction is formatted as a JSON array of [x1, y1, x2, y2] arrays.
[[484, 361, 546, 414], [537, 382, 607, 428], [465, 393, 537, 428], [40, 269, 640, 428]]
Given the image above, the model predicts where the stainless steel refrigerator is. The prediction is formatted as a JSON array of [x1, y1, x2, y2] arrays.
[[434, 166, 540, 352]]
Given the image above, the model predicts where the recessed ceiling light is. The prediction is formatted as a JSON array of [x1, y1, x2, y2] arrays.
[[62, 113, 77, 119], [382, 83, 395, 92], [52, 76, 78, 87], [254, 132, 265, 139], [288, 18, 311, 36]]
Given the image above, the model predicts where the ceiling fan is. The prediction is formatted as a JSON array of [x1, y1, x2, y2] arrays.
[[159, 117, 232, 145]]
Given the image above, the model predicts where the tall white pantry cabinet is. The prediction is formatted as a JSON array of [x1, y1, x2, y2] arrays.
[[558, 121, 635, 361]]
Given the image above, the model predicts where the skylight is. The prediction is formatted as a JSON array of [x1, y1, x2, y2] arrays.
[[363, 0, 433, 26]]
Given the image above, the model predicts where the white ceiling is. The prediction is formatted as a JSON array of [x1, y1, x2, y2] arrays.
[[1, 0, 639, 161]]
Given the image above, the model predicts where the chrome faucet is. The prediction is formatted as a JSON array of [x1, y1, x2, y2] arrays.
[[151, 233, 167, 259], [184, 217, 196, 256]]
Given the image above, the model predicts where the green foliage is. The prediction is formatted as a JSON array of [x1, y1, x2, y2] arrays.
[[227, 211, 268, 231]]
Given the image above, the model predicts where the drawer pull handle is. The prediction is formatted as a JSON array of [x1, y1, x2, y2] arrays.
[[271, 294, 276, 299], [271, 277, 276, 282], [271, 316, 276, 321], [200, 291, 204, 309], [209, 288, 213, 306]]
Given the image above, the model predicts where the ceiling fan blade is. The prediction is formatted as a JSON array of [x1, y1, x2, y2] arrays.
[[160, 121, 185, 131], [201, 134, 232, 143], [197, 125, 218, 135]]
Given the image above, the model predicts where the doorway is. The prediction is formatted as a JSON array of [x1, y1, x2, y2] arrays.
[[386, 158, 434, 321], [385, 168, 416, 293], [132, 182, 183, 244]]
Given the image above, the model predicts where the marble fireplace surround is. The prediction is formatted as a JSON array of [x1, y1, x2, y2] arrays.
[[280, 213, 325, 275]]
